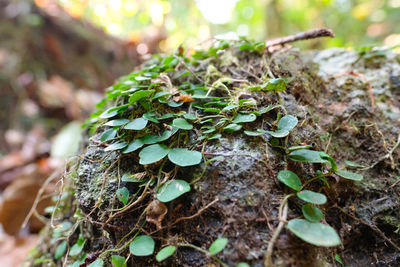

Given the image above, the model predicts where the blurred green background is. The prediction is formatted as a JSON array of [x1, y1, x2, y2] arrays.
[[50, 0, 400, 52]]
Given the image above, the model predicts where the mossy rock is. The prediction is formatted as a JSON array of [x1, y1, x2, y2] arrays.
[[29, 42, 400, 267]]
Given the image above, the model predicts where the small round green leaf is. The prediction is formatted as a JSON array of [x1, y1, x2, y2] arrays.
[[302, 203, 324, 222], [335, 170, 363, 181], [288, 149, 328, 163], [157, 180, 191, 202], [129, 90, 155, 103], [184, 113, 197, 120], [105, 141, 127, 152], [209, 237, 228, 255], [287, 219, 341, 247], [264, 78, 286, 92], [116, 187, 129, 205], [345, 160, 364, 168], [277, 170, 302, 191], [223, 123, 242, 132], [156, 246, 176, 262], [100, 129, 117, 142], [232, 113, 256, 124], [265, 129, 289, 138], [129, 235, 155, 256], [297, 190, 327, 205], [69, 237, 85, 256], [104, 119, 130, 127], [99, 107, 118, 119], [111, 255, 126, 267], [139, 144, 170, 165], [124, 118, 148, 130], [122, 139, 144, 154], [237, 263, 251, 267], [88, 259, 104, 267], [277, 115, 298, 131], [168, 148, 202, 167], [172, 118, 193, 130], [54, 240, 67, 260]]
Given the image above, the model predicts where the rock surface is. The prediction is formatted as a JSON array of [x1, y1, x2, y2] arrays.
[[30, 46, 400, 267]]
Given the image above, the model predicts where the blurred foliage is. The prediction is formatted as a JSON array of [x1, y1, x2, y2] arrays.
[[51, 0, 400, 51]]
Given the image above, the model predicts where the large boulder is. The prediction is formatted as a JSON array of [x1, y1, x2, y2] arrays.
[[29, 42, 400, 267]]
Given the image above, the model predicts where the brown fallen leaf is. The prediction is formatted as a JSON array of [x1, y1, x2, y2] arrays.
[[178, 94, 194, 103], [0, 234, 38, 267]]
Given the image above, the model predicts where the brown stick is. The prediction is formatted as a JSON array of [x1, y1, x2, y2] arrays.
[[265, 28, 335, 48]]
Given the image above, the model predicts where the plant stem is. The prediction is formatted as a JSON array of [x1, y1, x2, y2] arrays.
[[264, 194, 292, 267]]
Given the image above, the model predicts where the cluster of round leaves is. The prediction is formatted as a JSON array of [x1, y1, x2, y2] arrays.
[[86, 38, 362, 265], [80, 39, 288, 266], [253, 115, 364, 247], [128, 236, 228, 263]]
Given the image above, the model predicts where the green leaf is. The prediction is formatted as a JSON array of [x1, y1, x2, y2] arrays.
[[335, 170, 363, 181], [129, 235, 155, 256], [111, 255, 126, 267], [277, 115, 298, 131], [124, 118, 148, 130], [184, 113, 197, 120], [209, 133, 222, 140], [172, 118, 193, 130], [104, 141, 127, 152], [204, 108, 221, 113], [209, 238, 228, 255], [168, 148, 202, 167], [335, 254, 344, 267], [297, 190, 327, 205], [232, 113, 257, 123], [287, 219, 341, 247], [222, 104, 238, 112], [265, 129, 290, 138], [288, 149, 328, 163], [69, 237, 85, 256], [122, 139, 144, 154], [255, 104, 282, 115], [100, 129, 117, 142], [88, 259, 103, 267], [99, 107, 118, 119], [264, 78, 286, 92], [121, 173, 143, 183], [302, 204, 324, 222], [237, 263, 251, 267], [158, 113, 175, 120], [223, 123, 242, 133], [345, 160, 364, 168], [288, 145, 312, 151], [54, 240, 67, 260], [157, 180, 191, 202], [116, 187, 129, 205], [139, 144, 170, 165], [129, 90, 155, 103], [151, 91, 171, 100], [319, 152, 338, 171], [143, 112, 160, 123], [104, 119, 130, 127], [156, 246, 176, 262], [244, 130, 265, 136], [277, 170, 302, 191]]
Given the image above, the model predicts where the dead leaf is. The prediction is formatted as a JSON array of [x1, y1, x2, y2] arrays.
[[178, 94, 194, 103], [0, 165, 55, 235], [146, 200, 167, 230], [0, 235, 38, 267]]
